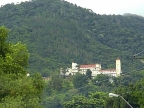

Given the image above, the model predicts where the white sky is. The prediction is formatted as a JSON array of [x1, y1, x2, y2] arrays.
[[0, 0, 144, 16], [0, 0, 29, 5]]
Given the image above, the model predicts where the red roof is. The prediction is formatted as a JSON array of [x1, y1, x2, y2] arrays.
[[116, 58, 120, 60], [80, 64, 96, 68]]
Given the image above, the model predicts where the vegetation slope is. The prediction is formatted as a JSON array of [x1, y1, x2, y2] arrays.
[[0, 0, 144, 75]]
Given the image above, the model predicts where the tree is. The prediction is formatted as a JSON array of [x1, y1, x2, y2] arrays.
[[105, 79, 144, 108], [0, 26, 9, 58], [0, 26, 44, 107], [92, 74, 110, 86], [72, 73, 88, 89], [49, 75, 63, 91], [86, 69, 92, 79], [10, 42, 29, 67], [63, 92, 107, 108]]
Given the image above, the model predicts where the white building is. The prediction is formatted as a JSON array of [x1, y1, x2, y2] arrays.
[[79, 64, 101, 76], [60, 58, 122, 77]]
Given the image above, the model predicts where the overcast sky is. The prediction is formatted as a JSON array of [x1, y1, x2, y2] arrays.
[[0, 0, 144, 17]]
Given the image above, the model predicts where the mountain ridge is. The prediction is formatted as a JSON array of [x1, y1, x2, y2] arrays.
[[0, 0, 143, 75]]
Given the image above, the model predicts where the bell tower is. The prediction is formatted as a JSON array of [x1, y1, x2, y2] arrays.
[[116, 58, 121, 77]]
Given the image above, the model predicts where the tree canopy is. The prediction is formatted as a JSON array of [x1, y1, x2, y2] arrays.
[[0, 0, 144, 107], [0, 26, 44, 108], [0, 0, 143, 74]]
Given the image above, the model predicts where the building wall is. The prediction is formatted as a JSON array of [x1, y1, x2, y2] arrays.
[[100, 70, 117, 77], [61, 59, 121, 77], [79, 64, 101, 76], [116, 58, 121, 77], [72, 62, 78, 69]]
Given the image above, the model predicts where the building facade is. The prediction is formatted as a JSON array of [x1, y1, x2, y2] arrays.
[[60, 58, 122, 77]]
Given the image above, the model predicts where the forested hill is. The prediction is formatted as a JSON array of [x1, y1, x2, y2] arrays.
[[0, 0, 144, 75]]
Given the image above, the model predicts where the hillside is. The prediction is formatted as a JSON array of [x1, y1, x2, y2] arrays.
[[0, 0, 144, 75]]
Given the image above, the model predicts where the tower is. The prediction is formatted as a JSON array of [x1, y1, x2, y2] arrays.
[[71, 62, 79, 74], [72, 62, 78, 69], [116, 58, 121, 77]]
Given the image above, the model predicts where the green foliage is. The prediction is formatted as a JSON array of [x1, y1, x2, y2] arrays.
[[42, 96, 63, 108], [0, 26, 44, 107], [63, 92, 107, 108], [0, 74, 44, 108], [49, 75, 63, 91], [10, 42, 29, 67], [0, 0, 143, 75], [31, 72, 44, 96], [86, 69, 92, 79], [1, 1, 144, 107], [105, 78, 144, 108], [92, 74, 110, 86], [0, 26, 8, 41], [72, 73, 88, 88], [0, 26, 10, 58]]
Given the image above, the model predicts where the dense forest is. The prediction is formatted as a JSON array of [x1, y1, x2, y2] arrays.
[[0, 0, 144, 74], [0, 0, 144, 107]]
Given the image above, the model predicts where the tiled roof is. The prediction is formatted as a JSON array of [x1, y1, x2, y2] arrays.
[[80, 64, 96, 68], [116, 58, 120, 60]]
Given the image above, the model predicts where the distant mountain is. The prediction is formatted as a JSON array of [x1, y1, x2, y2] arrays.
[[0, 0, 143, 75], [123, 13, 144, 17]]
